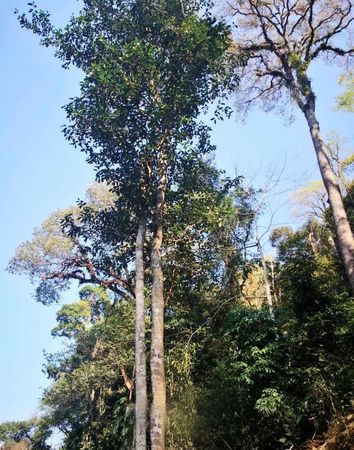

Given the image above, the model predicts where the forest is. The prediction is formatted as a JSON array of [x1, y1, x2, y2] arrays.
[[0, 0, 353, 449]]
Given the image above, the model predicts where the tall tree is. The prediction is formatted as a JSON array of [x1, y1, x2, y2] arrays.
[[17, 2, 234, 447], [223, 0, 354, 292]]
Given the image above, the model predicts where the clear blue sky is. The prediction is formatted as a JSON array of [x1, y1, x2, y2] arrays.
[[0, 0, 352, 424]]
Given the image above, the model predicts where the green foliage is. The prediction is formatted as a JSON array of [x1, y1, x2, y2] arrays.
[[6, 159, 256, 449], [336, 70, 354, 112], [17, 0, 237, 216], [0, 420, 35, 444], [0, 418, 50, 450], [51, 286, 109, 339], [41, 288, 136, 450], [8, 169, 354, 449], [254, 388, 285, 417], [7, 183, 130, 305], [9, 2, 354, 450], [163, 213, 353, 449]]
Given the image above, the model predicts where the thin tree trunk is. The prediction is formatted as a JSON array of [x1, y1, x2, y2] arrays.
[[303, 106, 354, 293], [270, 259, 278, 303], [150, 152, 167, 450], [256, 223, 275, 319], [135, 215, 147, 450]]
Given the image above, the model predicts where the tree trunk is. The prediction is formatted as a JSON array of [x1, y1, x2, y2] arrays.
[[255, 223, 275, 319], [150, 153, 167, 450], [304, 106, 354, 293], [135, 215, 147, 450], [269, 259, 278, 303]]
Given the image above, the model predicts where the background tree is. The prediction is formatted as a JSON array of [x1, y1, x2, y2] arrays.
[[326, 131, 354, 198], [223, 0, 354, 292], [43, 286, 135, 450], [336, 69, 354, 112], [0, 418, 50, 450], [290, 180, 328, 220], [7, 183, 133, 305]]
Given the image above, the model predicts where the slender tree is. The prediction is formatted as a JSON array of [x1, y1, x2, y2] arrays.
[[255, 222, 275, 319], [134, 214, 148, 449], [223, 0, 354, 292], [134, 161, 151, 449], [17, 1, 234, 448]]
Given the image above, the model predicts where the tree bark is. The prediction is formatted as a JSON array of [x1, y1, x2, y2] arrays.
[[150, 152, 167, 450], [303, 106, 354, 293], [135, 215, 148, 450]]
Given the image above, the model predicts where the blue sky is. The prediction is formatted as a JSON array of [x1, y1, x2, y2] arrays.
[[0, 0, 353, 424]]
